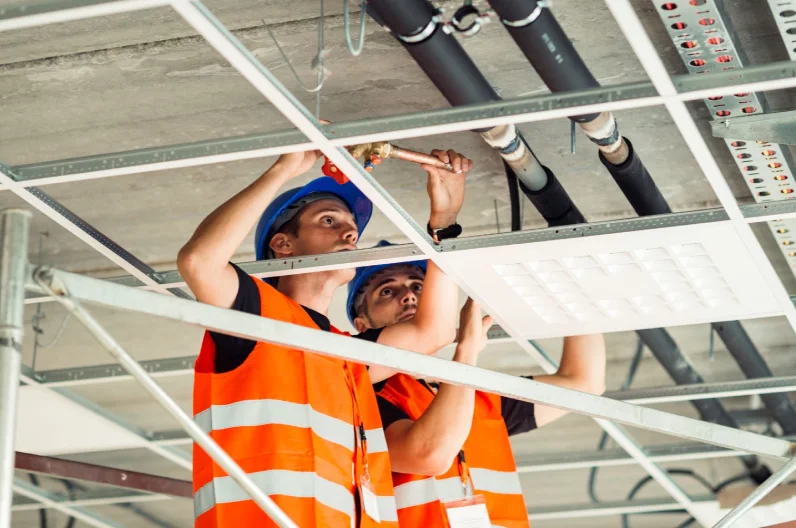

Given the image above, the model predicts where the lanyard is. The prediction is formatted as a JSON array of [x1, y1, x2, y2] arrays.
[[343, 362, 371, 483]]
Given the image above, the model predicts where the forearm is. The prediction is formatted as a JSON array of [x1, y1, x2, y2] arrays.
[[412, 261, 458, 342], [180, 162, 293, 269], [403, 346, 477, 468], [533, 334, 606, 427]]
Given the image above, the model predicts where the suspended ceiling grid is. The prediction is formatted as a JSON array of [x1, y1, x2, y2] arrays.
[[2, 0, 796, 527]]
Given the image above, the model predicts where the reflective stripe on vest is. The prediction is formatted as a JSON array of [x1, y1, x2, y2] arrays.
[[194, 399, 388, 453], [192, 277, 397, 527], [394, 469, 523, 508], [194, 470, 399, 523], [194, 470, 354, 519], [377, 374, 529, 527]]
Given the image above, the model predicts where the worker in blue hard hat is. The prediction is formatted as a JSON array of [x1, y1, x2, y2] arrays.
[[178, 146, 401, 527], [349, 149, 473, 384], [349, 188, 606, 525]]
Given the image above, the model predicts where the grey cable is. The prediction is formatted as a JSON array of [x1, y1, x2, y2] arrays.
[[344, 1, 367, 56]]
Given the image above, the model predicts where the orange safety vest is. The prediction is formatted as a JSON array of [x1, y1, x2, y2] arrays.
[[192, 277, 398, 528], [378, 374, 530, 528]]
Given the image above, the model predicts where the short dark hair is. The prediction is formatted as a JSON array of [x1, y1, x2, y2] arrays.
[[271, 208, 303, 240]]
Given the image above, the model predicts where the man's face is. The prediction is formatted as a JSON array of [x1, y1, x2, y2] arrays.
[[354, 265, 426, 331], [269, 198, 359, 281]]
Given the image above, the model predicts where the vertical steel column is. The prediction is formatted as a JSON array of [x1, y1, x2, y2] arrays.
[[0, 209, 31, 528]]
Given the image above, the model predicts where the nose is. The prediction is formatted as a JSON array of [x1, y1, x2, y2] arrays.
[[342, 224, 358, 245], [400, 288, 417, 305]]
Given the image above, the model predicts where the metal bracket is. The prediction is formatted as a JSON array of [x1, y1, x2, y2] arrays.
[[711, 110, 796, 145]]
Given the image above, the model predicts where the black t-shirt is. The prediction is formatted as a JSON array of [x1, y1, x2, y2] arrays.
[[355, 329, 538, 436], [210, 264, 332, 373]]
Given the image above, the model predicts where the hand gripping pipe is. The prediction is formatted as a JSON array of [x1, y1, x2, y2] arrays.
[[486, 0, 627, 163], [367, 0, 585, 226], [489, 0, 793, 472]]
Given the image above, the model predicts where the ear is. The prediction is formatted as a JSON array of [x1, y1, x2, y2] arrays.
[[353, 315, 369, 334], [269, 233, 293, 258]]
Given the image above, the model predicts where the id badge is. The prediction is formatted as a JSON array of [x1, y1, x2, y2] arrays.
[[443, 495, 491, 528], [360, 479, 381, 523]]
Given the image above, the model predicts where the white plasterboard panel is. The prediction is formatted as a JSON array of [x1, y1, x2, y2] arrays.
[[688, 496, 796, 528], [438, 222, 781, 338], [15, 385, 146, 455]]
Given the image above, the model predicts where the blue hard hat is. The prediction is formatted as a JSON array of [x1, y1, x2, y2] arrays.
[[254, 176, 373, 261], [346, 240, 428, 325]]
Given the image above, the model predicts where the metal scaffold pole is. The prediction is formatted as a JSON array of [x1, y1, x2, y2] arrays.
[[0, 209, 31, 528]]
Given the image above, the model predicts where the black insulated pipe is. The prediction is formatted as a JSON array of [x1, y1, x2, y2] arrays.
[[518, 166, 585, 226], [636, 329, 772, 483], [598, 138, 672, 216], [486, 0, 599, 122], [712, 321, 796, 435], [367, 0, 584, 226], [366, 1, 499, 108]]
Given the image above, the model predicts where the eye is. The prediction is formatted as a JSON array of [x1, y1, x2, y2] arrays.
[[379, 288, 393, 297], [321, 216, 335, 226], [411, 283, 423, 293]]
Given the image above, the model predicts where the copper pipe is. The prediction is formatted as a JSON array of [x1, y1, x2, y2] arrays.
[[387, 146, 453, 171]]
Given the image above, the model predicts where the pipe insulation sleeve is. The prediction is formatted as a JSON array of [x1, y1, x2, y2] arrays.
[[712, 321, 796, 435], [579, 112, 623, 152], [366, 0, 436, 39], [599, 138, 671, 216], [487, 0, 600, 122], [518, 166, 585, 225], [481, 125, 548, 190]]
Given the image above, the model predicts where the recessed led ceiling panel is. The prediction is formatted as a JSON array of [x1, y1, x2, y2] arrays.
[[439, 223, 782, 338], [15, 386, 146, 455]]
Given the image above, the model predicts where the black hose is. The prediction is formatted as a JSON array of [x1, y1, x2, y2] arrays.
[[504, 161, 521, 231], [487, 0, 599, 122], [598, 138, 672, 216], [28, 474, 48, 528], [588, 339, 645, 503], [621, 469, 714, 528], [62, 480, 76, 528]]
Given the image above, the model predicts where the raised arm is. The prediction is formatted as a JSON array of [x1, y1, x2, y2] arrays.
[[533, 334, 607, 427], [371, 150, 469, 363], [383, 299, 493, 475], [177, 150, 321, 307]]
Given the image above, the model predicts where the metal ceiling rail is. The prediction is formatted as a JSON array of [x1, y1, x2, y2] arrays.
[[18, 363, 192, 472], [11, 486, 168, 512], [515, 437, 796, 473], [0, 167, 187, 298], [610, 375, 796, 404], [36, 267, 796, 462], [11, 484, 717, 520], [12, 478, 121, 528], [526, 495, 716, 520], [5, 61, 796, 189], [30, 342, 796, 405], [21, 204, 796, 306], [0, 0, 170, 32], [13, 489, 719, 520]]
